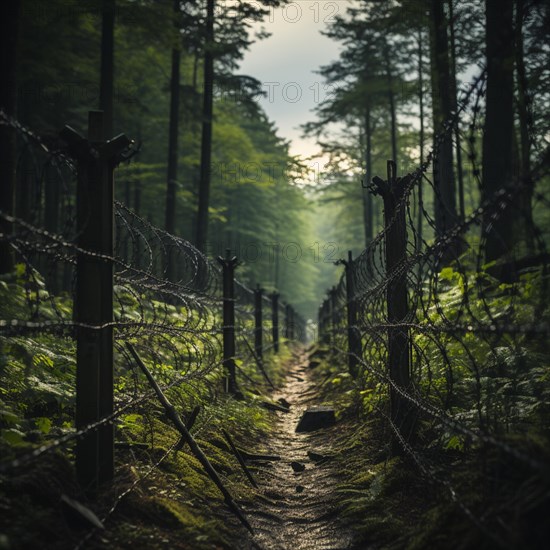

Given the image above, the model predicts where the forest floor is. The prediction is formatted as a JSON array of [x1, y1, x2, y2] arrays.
[[239, 347, 357, 550], [1, 345, 363, 550], [3, 344, 548, 549]]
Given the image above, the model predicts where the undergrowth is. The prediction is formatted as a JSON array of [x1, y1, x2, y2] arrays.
[[306, 344, 550, 550], [0, 272, 293, 549]]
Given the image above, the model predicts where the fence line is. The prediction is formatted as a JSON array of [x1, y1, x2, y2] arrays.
[[318, 64, 550, 544], [0, 109, 306, 542]]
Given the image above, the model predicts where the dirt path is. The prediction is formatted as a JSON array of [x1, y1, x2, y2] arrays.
[[243, 349, 355, 550]]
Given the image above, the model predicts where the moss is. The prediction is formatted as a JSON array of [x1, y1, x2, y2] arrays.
[[147, 496, 224, 541]]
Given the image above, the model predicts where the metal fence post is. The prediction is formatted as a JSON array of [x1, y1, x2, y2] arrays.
[[63, 111, 131, 490], [344, 250, 361, 377], [271, 292, 279, 353], [217, 249, 238, 394], [370, 160, 415, 451], [254, 284, 263, 361]]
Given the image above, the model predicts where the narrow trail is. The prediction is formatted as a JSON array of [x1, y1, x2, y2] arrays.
[[243, 349, 355, 550]]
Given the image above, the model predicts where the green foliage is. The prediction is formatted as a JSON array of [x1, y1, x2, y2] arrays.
[[15, 0, 321, 319], [411, 263, 550, 436], [0, 271, 291, 548], [312, 249, 550, 547]]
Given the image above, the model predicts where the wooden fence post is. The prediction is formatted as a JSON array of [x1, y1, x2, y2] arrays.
[[271, 292, 279, 353], [370, 160, 415, 452], [329, 286, 337, 349], [62, 111, 131, 489], [344, 250, 361, 377], [317, 305, 323, 342], [217, 249, 238, 394], [254, 284, 263, 361]]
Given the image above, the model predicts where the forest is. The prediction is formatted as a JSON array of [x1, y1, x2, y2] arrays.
[[0, 0, 549, 549]]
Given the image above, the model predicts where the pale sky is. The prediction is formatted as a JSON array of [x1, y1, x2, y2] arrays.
[[238, 1, 348, 160]]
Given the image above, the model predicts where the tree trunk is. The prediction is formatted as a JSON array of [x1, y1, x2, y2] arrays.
[[188, 49, 201, 242], [0, 0, 20, 274], [448, 0, 465, 221], [195, 0, 215, 253], [514, 0, 534, 251], [429, 0, 458, 238], [99, 0, 115, 137], [417, 27, 425, 249], [382, 41, 398, 166], [44, 164, 60, 292], [515, 0, 531, 179], [482, 0, 515, 262], [388, 87, 397, 168], [134, 123, 142, 217], [416, 26, 425, 250], [165, 0, 181, 279], [133, 179, 142, 269], [362, 97, 373, 247]]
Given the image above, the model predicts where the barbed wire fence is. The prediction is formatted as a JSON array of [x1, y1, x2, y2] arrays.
[[0, 108, 306, 544], [318, 65, 550, 547]]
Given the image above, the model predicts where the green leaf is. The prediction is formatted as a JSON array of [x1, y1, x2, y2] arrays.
[[122, 413, 142, 425], [33, 353, 54, 368], [445, 435, 464, 451], [439, 266, 455, 281], [0, 409, 21, 425], [35, 417, 52, 434], [1, 428, 26, 445]]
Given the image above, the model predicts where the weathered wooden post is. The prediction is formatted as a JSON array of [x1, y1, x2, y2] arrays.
[[217, 249, 238, 394], [329, 286, 338, 349], [271, 292, 279, 353], [62, 111, 132, 490], [369, 160, 415, 452], [254, 284, 263, 361], [342, 250, 361, 377]]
